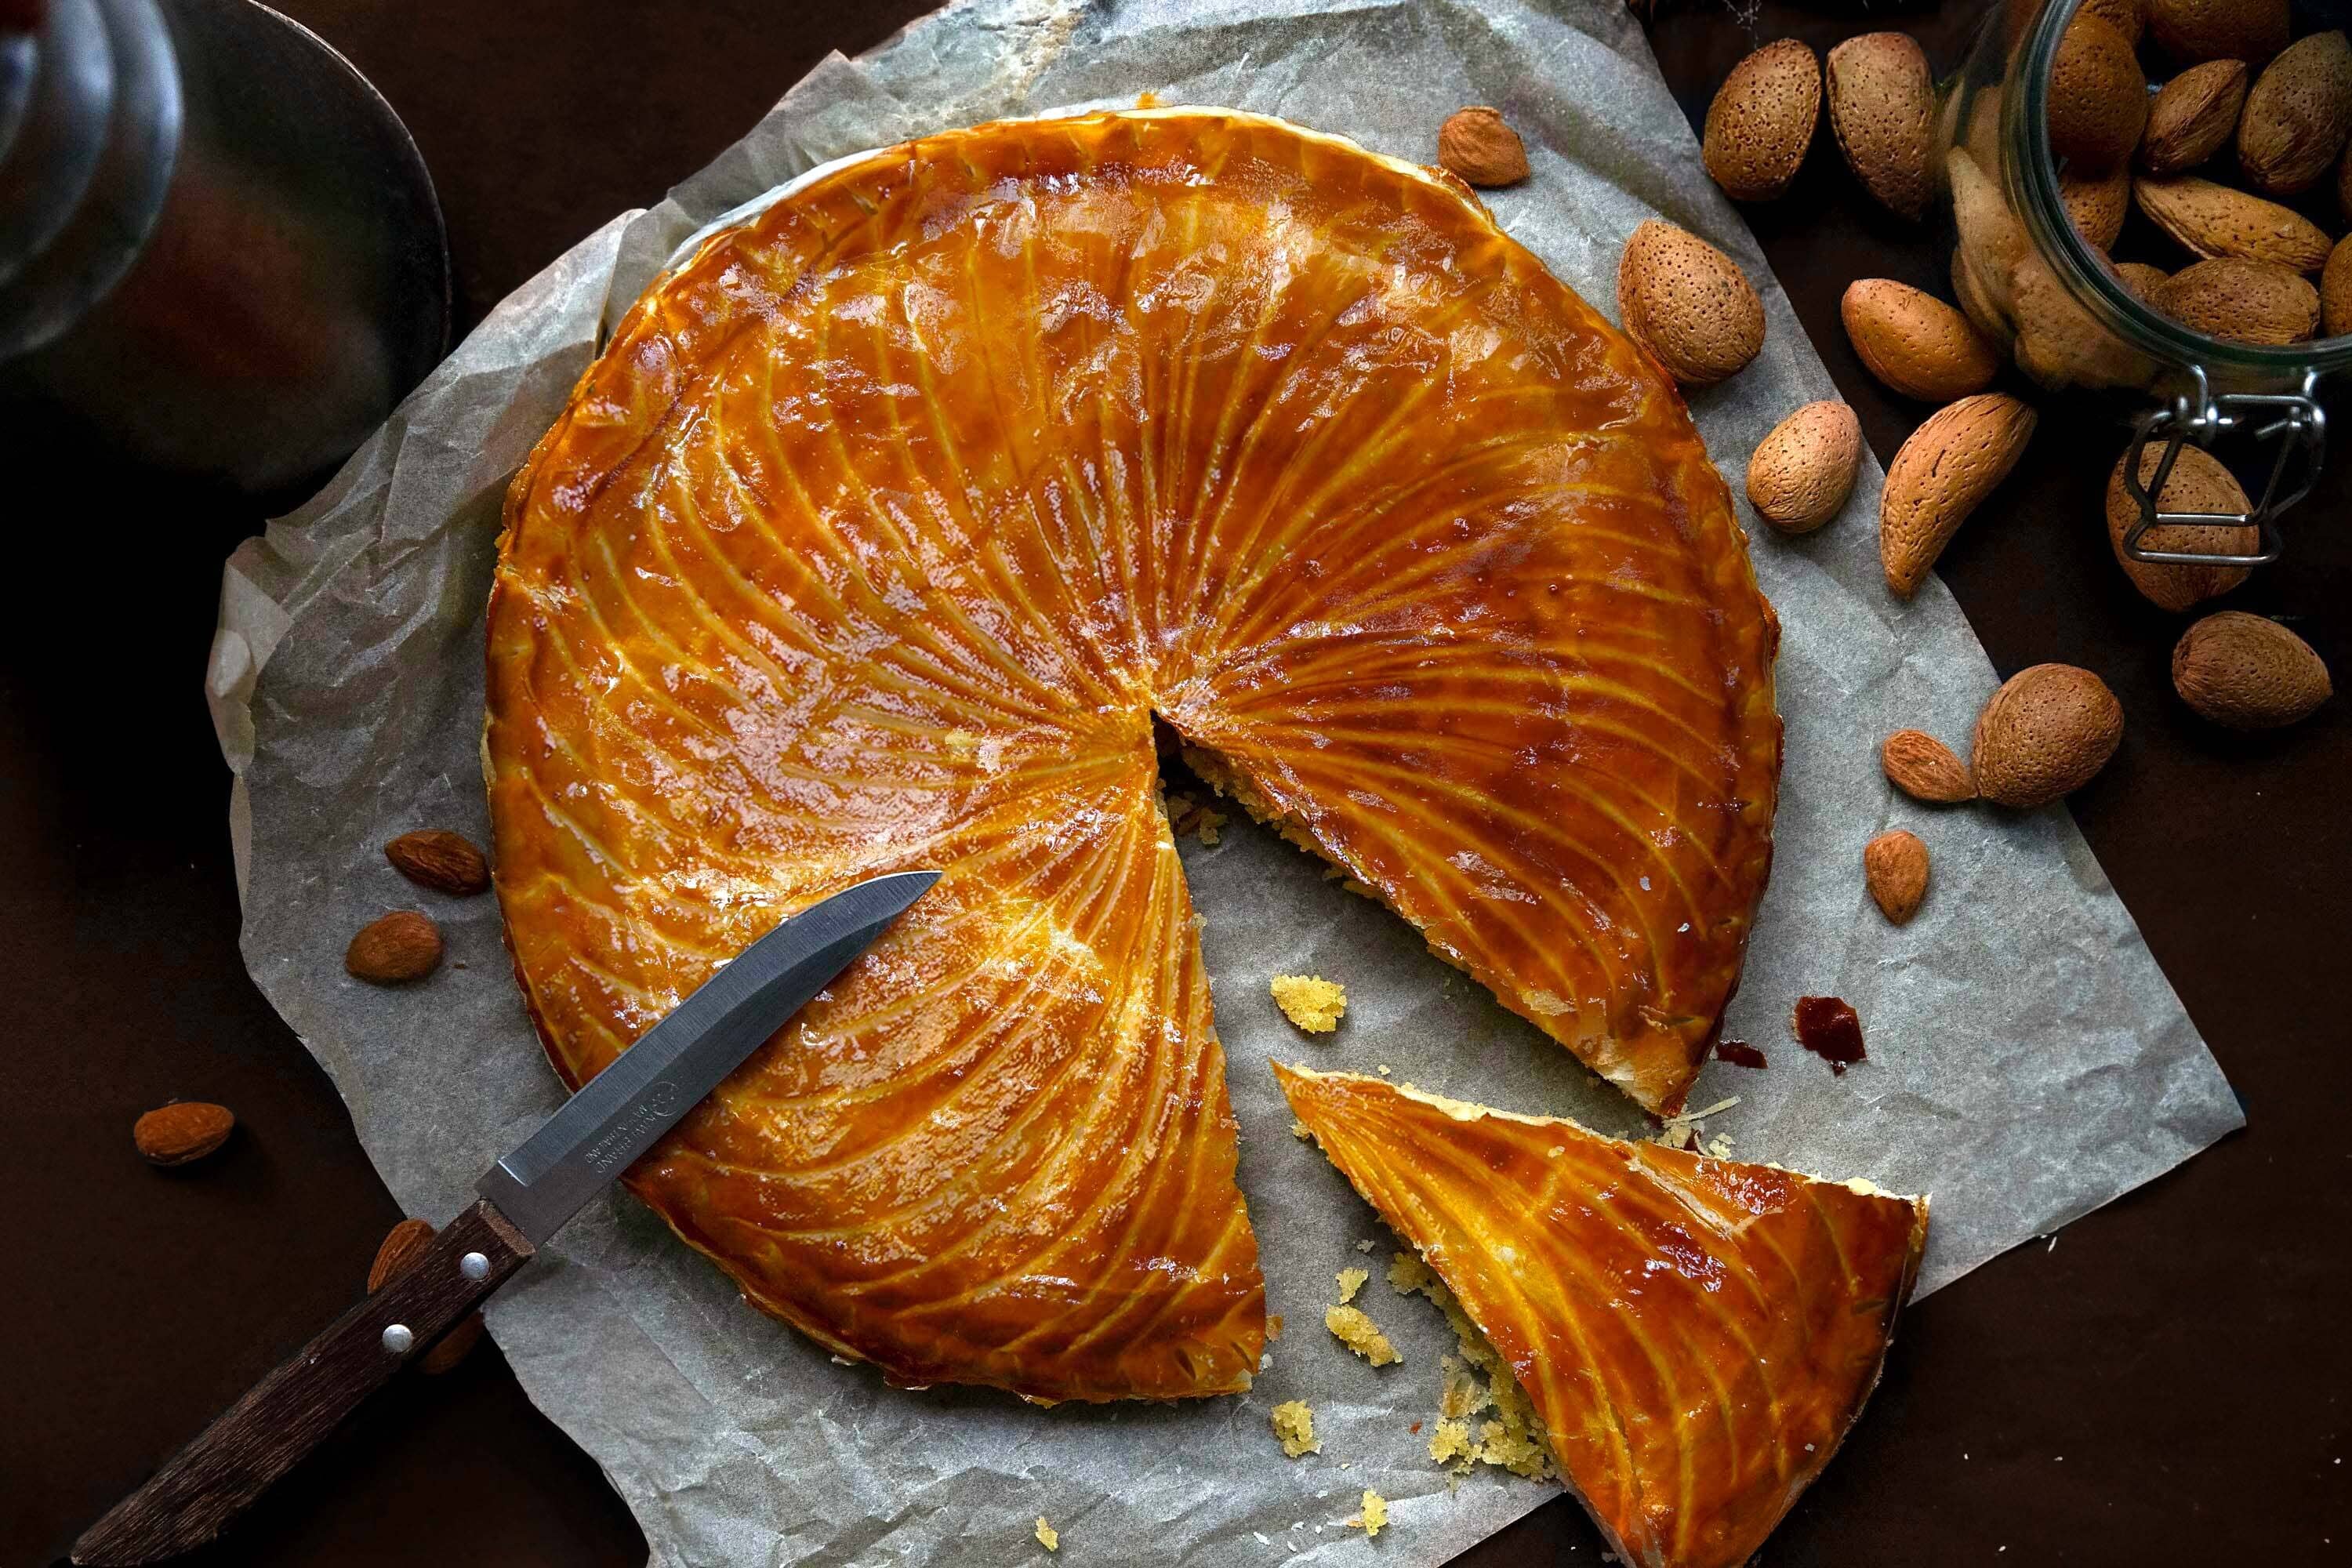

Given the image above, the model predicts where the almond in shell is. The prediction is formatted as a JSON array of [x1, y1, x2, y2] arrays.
[[2049, 15, 2150, 171], [1951, 244, 2016, 345], [1438, 107, 1530, 187], [2080, 0, 2147, 47], [1704, 40, 1821, 201], [133, 1102, 235, 1167], [2146, 0, 2287, 65], [2104, 444, 2256, 611], [347, 909, 445, 984], [1881, 394, 2038, 597], [1841, 278, 2002, 401], [2151, 256, 2319, 343], [2322, 233, 2352, 334], [1863, 830, 1931, 924], [2134, 175, 2333, 271], [2172, 611, 2332, 728], [1882, 729, 1977, 802], [2113, 260, 2172, 299], [1747, 401, 1863, 532], [2061, 164, 2132, 250], [1616, 220, 1766, 386], [2238, 31, 2352, 195], [1826, 32, 1936, 220], [2141, 59, 2249, 175], [1971, 665, 2124, 808]]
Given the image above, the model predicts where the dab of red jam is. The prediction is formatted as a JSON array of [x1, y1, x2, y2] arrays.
[[1714, 1039, 1768, 1069], [1792, 997, 1866, 1075]]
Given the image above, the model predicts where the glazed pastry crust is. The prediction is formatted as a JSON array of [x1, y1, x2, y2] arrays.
[[485, 108, 1780, 1402], [1279, 1064, 1926, 1568]]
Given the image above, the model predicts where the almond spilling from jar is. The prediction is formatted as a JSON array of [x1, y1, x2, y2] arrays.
[[2105, 444, 2258, 612], [2048, 13, 2149, 171], [347, 909, 445, 984], [1972, 664, 2124, 808], [1880, 394, 2038, 597], [1616, 220, 1766, 386], [384, 829, 491, 896], [1841, 278, 2002, 401], [2146, 0, 2287, 66], [133, 1102, 235, 1167], [1882, 729, 1977, 803], [1437, 107, 1530, 187], [2151, 256, 2321, 343], [2236, 29, 2352, 195], [2134, 175, 2333, 271], [1747, 401, 1863, 532], [1703, 39, 1820, 201], [1826, 32, 1936, 219], [2061, 165, 2132, 250], [2172, 611, 2332, 728], [1863, 830, 1931, 924], [2141, 58, 2249, 175]]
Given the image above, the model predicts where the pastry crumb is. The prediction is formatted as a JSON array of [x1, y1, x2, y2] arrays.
[[1268, 1313, 1285, 1341], [1391, 1253, 1557, 1480], [1291, 1119, 1313, 1139], [1326, 1304, 1402, 1367], [1164, 789, 1228, 846], [1355, 1237, 1377, 1253], [1035, 1516, 1058, 1552], [1348, 1490, 1389, 1537], [1272, 1399, 1322, 1457], [1271, 974, 1347, 1033], [1336, 1267, 1370, 1304]]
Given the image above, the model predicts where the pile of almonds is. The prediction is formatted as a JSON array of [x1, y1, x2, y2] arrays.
[[1669, 9, 2336, 929]]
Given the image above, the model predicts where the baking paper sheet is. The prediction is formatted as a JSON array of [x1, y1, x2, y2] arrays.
[[205, 1, 2245, 1563]]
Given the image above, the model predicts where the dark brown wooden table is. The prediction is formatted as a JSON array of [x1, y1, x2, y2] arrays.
[[8, 2, 2346, 1563]]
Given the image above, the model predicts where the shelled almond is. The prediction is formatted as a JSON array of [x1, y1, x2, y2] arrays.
[[1863, 831, 1931, 924], [133, 1102, 235, 1167]]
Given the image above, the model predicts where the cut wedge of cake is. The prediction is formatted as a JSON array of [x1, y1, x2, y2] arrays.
[[1276, 1063, 1927, 1568]]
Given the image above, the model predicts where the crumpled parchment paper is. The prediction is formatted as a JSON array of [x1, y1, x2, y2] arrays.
[[205, 1, 2245, 1563]]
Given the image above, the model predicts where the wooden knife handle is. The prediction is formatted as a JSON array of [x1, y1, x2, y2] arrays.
[[71, 1199, 534, 1566]]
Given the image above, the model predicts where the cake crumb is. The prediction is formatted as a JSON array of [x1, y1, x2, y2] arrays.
[[1271, 974, 1348, 1033], [1035, 1517, 1059, 1552], [1348, 1490, 1389, 1537], [1391, 1254, 1558, 1481], [1336, 1267, 1370, 1304], [1272, 1399, 1323, 1457], [1325, 1304, 1402, 1367], [1291, 1119, 1313, 1139]]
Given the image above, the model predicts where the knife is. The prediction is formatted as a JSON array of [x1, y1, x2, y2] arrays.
[[70, 869, 939, 1566]]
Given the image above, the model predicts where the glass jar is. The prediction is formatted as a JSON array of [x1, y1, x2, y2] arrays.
[[1940, 0, 2346, 567]]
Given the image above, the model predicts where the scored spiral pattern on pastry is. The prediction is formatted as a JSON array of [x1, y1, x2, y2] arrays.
[[1278, 1065, 1926, 1568], [485, 108, 1780, 1403]]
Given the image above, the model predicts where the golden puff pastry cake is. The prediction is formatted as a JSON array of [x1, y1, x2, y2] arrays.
[[1278, 1064, 1926, 1567], [485, 107, 1781, 1403]]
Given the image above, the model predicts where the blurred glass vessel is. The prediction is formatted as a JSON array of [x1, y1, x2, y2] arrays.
[[0, 0, 447, 495]]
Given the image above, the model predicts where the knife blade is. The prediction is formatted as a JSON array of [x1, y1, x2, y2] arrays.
[[70, 869, 938, 1566]]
